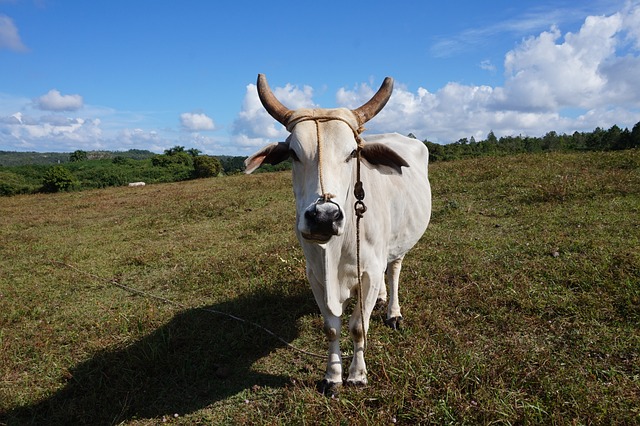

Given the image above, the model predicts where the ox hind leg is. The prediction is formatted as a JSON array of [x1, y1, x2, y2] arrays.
[[384, 256, 404, 330]]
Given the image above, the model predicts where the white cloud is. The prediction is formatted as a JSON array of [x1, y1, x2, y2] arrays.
[[348, 83, 505, 143], [429, 4, 615, 58], [0, 15, 27, 52], [180, 112, 215, 131], [237, 3, 640, 149], [35, 89, 84, 111], [480, 60, 496, 72], [497, 5, 640, 113], [2, 4, 639, 156], [618, 1, 640, 49], [336, 82, 380, 109], [117, 128, 160, 146], [231, 82, 315, 149], [1, 111, 103, 150], [495, 13, 623, 112]]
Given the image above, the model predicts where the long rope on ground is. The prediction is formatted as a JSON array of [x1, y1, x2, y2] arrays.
[[49, 260, 334, 360]]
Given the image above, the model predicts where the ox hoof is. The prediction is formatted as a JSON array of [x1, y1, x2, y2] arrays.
[[345, 379, 367, 388], [385, 316, 403, 330], [317, 379, 341, 397]]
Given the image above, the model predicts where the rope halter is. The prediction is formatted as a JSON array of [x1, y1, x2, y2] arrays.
[[286, 112, 365, 203], [286, 111, 369, 351]]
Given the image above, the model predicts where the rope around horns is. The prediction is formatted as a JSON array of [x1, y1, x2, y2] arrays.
[[286, 114, 366, 202]]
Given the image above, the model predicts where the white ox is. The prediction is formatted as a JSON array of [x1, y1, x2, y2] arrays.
[[245, 74, 431, 394]]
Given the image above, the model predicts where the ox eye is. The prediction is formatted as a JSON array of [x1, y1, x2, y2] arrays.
[[346, 149, 357, 162]]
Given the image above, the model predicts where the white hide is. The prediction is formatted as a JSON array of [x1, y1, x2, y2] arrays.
[[245, 107, 431, 390]]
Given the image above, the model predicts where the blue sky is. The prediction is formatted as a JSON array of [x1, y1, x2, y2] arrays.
[[1, 0, 639, 156]]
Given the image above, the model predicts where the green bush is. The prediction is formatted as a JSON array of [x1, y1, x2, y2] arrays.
[[193, 155, 222, 178], [70, 150, 88, 162], [151, 152, 193, 167], [218, 156, 246, 175], [0, 171, 34, 196], [164, 164, 193, 182], [96, 171, 129, 188], [112, 156, 130, 165], [41, 166, 77, 193]]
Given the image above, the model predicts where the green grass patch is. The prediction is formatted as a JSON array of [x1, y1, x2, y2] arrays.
[[1, 150, 638, 424]]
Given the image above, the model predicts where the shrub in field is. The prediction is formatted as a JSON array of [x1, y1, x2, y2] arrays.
[[96, 171, 129, 188], [218, 156, 246, 174], [151, 152, 193, 167], [112, 156, 131, 165], [192, 155, 222, 178], [67, 161, 127, 189], [0, 171, 34, 195], [41, 165, 77, 192], [70, 150, 88, 162]]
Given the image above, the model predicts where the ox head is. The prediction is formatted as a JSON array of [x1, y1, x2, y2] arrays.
[[245, 74, 409, 244]]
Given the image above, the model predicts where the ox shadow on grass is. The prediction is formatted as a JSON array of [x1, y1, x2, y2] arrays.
[[4, 283, 317, 425]]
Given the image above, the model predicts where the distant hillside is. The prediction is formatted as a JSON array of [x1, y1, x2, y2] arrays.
[[0, 149, 156, 167], [0, 151, 69, 166]]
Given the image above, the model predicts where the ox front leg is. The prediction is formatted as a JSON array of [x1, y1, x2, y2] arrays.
[[319, 314, 343, 396], [385, 257, 404, 330], [346, 308, 369, 386], [346, 272, 379, 386]]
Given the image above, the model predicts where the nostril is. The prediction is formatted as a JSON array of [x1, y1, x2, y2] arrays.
[[305, 208, 317, 221], [304, 201, 343, 226]]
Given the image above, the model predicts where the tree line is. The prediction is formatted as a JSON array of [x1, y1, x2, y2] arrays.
[[0, 146, 247, 196], [422, 122, 640, 162], [1, 121, 638, 196]]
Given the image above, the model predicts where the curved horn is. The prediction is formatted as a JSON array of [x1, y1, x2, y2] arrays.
[[256, 74, 292, 126], [352, 77, 394, 126]]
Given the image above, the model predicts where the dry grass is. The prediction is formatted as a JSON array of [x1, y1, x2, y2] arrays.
[[1, 150, 639, 425]]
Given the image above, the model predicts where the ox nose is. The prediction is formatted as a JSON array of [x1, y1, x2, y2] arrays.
[[303, 200, 343, 238]]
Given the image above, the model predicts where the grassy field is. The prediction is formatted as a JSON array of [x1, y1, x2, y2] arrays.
[[1, 150, 638, 425]]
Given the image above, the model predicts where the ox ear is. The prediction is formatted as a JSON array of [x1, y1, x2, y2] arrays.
[[359, 143, 409, 175], [244, 141, 290, 174]]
